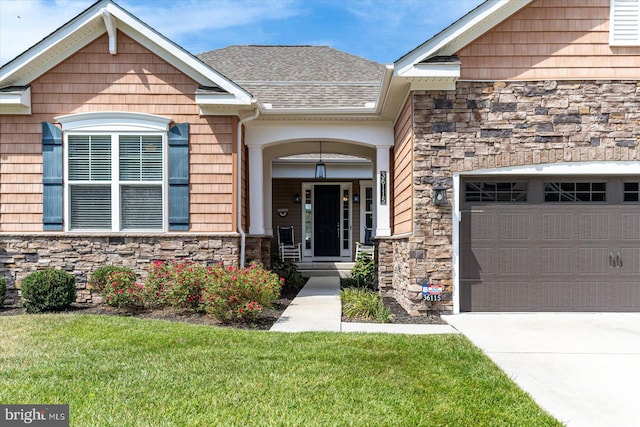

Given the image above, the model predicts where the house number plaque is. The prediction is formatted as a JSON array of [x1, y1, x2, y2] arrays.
[[422, 284, 443, 302]]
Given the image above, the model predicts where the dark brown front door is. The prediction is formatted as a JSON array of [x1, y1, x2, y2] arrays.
[[460, 177, 640, 312], [314, 185, 340, 256]]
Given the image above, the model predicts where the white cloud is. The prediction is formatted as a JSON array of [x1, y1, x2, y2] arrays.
[[0, 0, 88, 65]]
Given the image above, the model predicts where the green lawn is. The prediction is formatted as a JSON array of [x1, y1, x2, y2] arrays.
[[0, 315, 560, 426]]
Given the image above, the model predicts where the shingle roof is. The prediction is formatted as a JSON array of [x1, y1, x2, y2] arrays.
[[197, 45, 386, 110]]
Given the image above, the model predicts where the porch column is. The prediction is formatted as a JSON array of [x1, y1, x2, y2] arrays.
[[248, 145, 265, 235], [375, 146, 391, 237], [264, 156, 273, 236]]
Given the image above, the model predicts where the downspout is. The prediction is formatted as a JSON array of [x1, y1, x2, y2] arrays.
[[237, 106, 260, 267]]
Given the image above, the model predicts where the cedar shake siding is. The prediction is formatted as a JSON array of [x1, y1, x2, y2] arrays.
[[0, 32, 237, 233], [458, 0, 640, 81], [392, 95, 414, 235]]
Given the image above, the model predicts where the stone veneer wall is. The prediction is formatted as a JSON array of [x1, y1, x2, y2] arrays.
[[245, 236, 272, 268], [0, 234, 240, 305], [395, 80, 640, 315]]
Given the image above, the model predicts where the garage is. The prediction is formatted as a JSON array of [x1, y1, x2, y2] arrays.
[[459, 177, 640, 312]]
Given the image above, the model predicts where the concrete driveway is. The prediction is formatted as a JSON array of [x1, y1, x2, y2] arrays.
[[442, 313, 640, 427]]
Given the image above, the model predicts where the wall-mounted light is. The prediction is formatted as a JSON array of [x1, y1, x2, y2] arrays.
[[293, 193, 301, 203], [315, 142, 326, 179], [353, 193, 360, 203], [433, 183, 448, 205]]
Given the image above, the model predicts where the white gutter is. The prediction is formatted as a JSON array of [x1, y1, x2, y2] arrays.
[[237, 106, 260, 267]]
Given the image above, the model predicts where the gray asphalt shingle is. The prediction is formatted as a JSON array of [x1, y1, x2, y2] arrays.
[[197, 45, 385, 110]]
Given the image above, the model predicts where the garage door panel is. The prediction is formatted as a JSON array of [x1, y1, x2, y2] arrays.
[[576, 282, 610, 311], [540, 281, 572, 310], [499, 248, 530, 274], [471, 213, 494, 240], [542, 213, 574, 240], [496, 281, 536, 310], [620, 282, 640, 310], [541, 247, 574, 274], [578, 248, 611, 274], [579, 213, 610, 240], [620, 248, 640, 273], [500, 213, 531, 240], [621, 214, 640, 240]]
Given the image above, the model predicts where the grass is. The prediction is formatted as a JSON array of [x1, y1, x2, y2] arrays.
[[0, 315, 560, 426], [341, 287, 394, 322]]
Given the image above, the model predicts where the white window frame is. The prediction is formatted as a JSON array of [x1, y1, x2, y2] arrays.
[[610, 0, 640, 46], [56, 112, 171, 232], [359, 180, 374, 244]]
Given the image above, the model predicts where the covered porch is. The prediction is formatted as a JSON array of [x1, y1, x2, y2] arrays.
[[245, 120, 394, 263]]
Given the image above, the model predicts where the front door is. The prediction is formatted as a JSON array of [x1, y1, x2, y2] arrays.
[[314, 185, 340, 256]]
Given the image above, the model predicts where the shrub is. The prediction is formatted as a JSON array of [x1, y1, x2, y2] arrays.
[[89, 266, 135, 293], [101, 269, 146, 309], [0, 276, 6, 307], [146, 260, 208, 312], [201, 262, 282, 322], [20, 269, 76, 313], [341, 287, 393, 323], [351, 254, 376, 289], [270, 256, 306, 292]]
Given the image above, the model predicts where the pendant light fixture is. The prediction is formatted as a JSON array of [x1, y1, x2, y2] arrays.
[[315, 141, 326, 179]]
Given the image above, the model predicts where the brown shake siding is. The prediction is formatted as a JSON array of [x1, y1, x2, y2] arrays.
[[392, 95, 414, 235], [458, 0, 640, 80], [0, 31, 237, 233]]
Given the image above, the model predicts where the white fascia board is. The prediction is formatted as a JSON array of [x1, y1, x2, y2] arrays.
[[105, 3, 252, 106], [404, 63, 460, 79], [0, 7, 106, 86], [395, 0, 532, 76], [0, 86, 31, 114]]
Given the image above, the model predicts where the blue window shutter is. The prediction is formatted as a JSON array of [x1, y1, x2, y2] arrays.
[[42, 122, 63, 230], [168, 123, 189, 230]]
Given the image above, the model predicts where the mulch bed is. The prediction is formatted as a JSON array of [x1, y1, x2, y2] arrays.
[[0, 287, 443, 329]]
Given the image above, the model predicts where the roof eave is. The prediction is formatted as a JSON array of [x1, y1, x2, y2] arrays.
[[395, 0, 533, 76], [0, 86, 31, 114]]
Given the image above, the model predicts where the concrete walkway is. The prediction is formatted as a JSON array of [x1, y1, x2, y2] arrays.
[[270, 275, 457, 334]]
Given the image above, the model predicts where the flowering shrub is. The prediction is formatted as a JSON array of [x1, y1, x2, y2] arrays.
[[201, 262, 283, 322], [101, 269, 146, 309], [89, 266, 135, 293], [146, 260, 208, 312]]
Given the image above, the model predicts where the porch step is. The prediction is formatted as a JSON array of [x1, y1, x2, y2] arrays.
[[296, 262, 354, 278]]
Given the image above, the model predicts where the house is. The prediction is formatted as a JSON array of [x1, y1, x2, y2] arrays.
[[1, 0, 639, 314]]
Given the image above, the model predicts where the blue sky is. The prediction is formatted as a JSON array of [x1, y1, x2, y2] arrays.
[[0, 0, 485, 66]]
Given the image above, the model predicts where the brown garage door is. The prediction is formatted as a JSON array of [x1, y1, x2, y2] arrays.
[[460, 178, 640, 312]]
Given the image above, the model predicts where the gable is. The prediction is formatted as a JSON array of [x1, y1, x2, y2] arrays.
[[0, 0, 253, 115], [458, 0, 640, 80]]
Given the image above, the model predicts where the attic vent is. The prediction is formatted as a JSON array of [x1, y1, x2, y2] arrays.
[[610, 0, 640, 46]]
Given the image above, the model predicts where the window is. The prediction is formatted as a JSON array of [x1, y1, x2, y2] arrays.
[[624, 182, 640, 202], [610, 0, 640, 46], [544, 182, 607, 202], [67, 133, 164, 231], [465, 182, 527, 202]]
